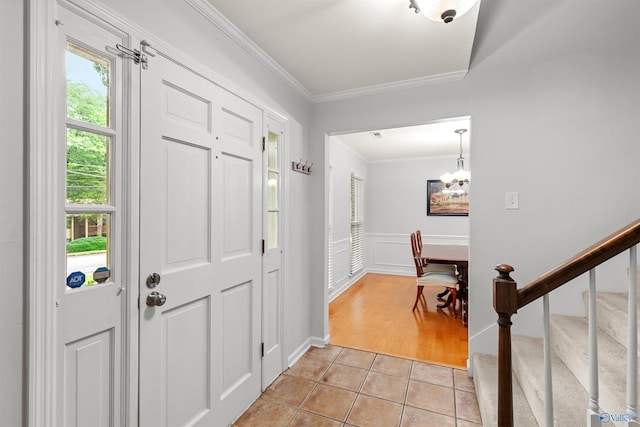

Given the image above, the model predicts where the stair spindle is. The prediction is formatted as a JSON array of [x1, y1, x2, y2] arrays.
[[628, 245, 638, 416]]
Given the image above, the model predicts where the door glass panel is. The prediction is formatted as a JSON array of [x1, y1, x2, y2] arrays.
[[66, 129, 110, 205], [268, 212, 278, 249], [66, 42, 110, 127], [267, 172, 278, 209], [267, 132, 278, 169], [66, 213, 111, 289]]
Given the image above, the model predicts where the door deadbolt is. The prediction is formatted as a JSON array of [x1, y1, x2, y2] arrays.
[[146, 272, 161, 288], [146, 291, 167, 307]]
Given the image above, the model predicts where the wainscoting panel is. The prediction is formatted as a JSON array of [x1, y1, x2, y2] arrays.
[[365, 233, 468, 276]]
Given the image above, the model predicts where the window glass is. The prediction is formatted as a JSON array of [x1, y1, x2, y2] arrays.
[[65, 41, 113, 291], [66, 42, 110, 127], [66, 213, 111, 289], [267, 172, 278, 209], [267, 132, 278, 169], [268, 212, 278, 249], [66, 129, 110, 205]]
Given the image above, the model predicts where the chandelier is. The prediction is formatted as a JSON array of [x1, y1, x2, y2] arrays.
[[440, 129, 470, 194], [408, 0, 478, 24]]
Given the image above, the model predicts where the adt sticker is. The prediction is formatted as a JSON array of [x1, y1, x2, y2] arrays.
[[93, 267, 110, 284], [67, 271, 86, 288]]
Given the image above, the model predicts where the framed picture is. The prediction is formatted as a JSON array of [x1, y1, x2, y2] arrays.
[[427, 180, 469, 216]]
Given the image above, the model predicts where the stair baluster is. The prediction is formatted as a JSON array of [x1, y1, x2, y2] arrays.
[[628, 245, 638, 417], [543, 294, 554, 426], [588, 268, 600, 425]]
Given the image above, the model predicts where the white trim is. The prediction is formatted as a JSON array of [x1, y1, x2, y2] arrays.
[[184, 0, 313, 102], [183, 0, 468, 104], [287, 338, 311, 368], [312, 70, 468, 103], [367, 232, 469, 245], [28, 1, 59, 426]]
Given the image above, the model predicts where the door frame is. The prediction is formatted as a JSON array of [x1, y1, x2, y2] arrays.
[[28, 2, 290, 426]]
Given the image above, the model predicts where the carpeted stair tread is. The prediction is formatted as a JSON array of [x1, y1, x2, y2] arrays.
[[550, 313, 636, 416], [512, 335, 587, 427], [583, 291, 640, 353], [472, 353, 538, 427]]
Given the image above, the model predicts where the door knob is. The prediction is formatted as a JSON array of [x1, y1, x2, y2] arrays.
[[146, 291, 167, 307], [146, 272, 161, 288]]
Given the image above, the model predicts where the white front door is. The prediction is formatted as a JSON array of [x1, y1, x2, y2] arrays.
[[57, 6, 126, 426], [139, 51, 263, 426]]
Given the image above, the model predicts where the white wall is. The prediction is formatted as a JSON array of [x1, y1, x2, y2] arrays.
[[366, 156, 470, 275], [310, 0, 640, 360], [0, 0, 24, 424], [328, 136, 368, 297]]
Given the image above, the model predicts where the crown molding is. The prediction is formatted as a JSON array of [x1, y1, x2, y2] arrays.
[[312, 70, 468, 103], [185, 0, 314, 102], [185, 0, 468, 104]]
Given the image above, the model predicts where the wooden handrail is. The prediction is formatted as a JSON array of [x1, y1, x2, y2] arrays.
[[517, 218, 640, 309], [493, 217, 640, 427]]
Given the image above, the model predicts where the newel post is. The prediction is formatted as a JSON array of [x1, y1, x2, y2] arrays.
[[494, 264, 518, 427]]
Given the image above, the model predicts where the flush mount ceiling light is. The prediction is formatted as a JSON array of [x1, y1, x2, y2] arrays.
[[440, 128, 470, 194], [408, 0, 478, 23]]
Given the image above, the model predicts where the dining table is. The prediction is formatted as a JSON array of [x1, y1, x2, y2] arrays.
[[418, 243, 469, 327]]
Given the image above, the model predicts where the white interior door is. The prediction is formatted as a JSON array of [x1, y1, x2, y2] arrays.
[[262, 116, 286, 388], [139, 51, 263, 426]]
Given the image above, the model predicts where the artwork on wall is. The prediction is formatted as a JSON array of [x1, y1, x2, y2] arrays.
[[427, 180, 469, 216]]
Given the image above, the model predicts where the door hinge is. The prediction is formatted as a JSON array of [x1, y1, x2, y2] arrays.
[[262, 136, 266, 152], [262, 239, 265, 255], [115, 44, 148, 69], [261, 342, 264, 358]]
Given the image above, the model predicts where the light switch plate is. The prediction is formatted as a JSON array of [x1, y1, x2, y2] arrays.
[[505, 192, 519, 209]]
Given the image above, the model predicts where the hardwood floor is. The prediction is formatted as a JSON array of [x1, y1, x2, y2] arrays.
[[329, 273, 468, 369]]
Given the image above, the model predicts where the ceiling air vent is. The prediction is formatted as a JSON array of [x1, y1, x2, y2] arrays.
[[370, 131, 383, 139]]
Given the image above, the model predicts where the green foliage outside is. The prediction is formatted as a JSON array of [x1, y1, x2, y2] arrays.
[[66, 78, 109, 205], [66, 236, 107, 254]]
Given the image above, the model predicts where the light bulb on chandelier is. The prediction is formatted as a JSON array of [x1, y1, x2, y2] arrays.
[[440, 128, 470, 194]]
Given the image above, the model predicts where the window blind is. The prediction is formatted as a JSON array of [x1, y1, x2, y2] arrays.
[[350, 174, 364, 275]]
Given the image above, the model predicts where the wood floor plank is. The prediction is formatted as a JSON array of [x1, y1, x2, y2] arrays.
[[329, 273, 468, 369]]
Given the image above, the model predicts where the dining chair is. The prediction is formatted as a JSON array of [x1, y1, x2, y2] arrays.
[[416, 229, 451, 301], [410, 232, 459, 313]]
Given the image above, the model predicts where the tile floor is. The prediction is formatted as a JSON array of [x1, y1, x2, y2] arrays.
[[233, 345, 482, 426]]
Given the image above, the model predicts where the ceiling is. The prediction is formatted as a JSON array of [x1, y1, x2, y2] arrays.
[[204, 0, 481, 102], [333, 117, 470, 162], [199, 0, 480, 158]]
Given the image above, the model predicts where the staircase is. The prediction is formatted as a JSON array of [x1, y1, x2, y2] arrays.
[[473, 267, 640, 426]]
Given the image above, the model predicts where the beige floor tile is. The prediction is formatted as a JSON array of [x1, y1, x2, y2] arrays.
[[411, 362, 453, 388], [455, 389, 482, 423], [305, 345, 343, 362], [289, 410, 344, 426], [400, 406, 456, 427], [286, 355, 332, 382], [232, 398, 296, 427], [371, 354, 412, 378], [263, 374, 316, 407], [321, 362, 367, 392], [405, 380, 455, 417], [453, 369, 475, 392], [456, 420, 483, 427], [360, 370, 408, 403], [346, 394, 403, 427], [302, 383, 357, 422], [335, 348, 376, 370]]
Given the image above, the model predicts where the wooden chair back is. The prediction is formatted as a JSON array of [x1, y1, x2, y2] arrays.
[[410, 232, 424, 277]]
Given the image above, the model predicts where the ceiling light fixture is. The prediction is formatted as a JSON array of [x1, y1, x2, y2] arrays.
[[440, 129, 470, 194], [408, 0, 478, 24]]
